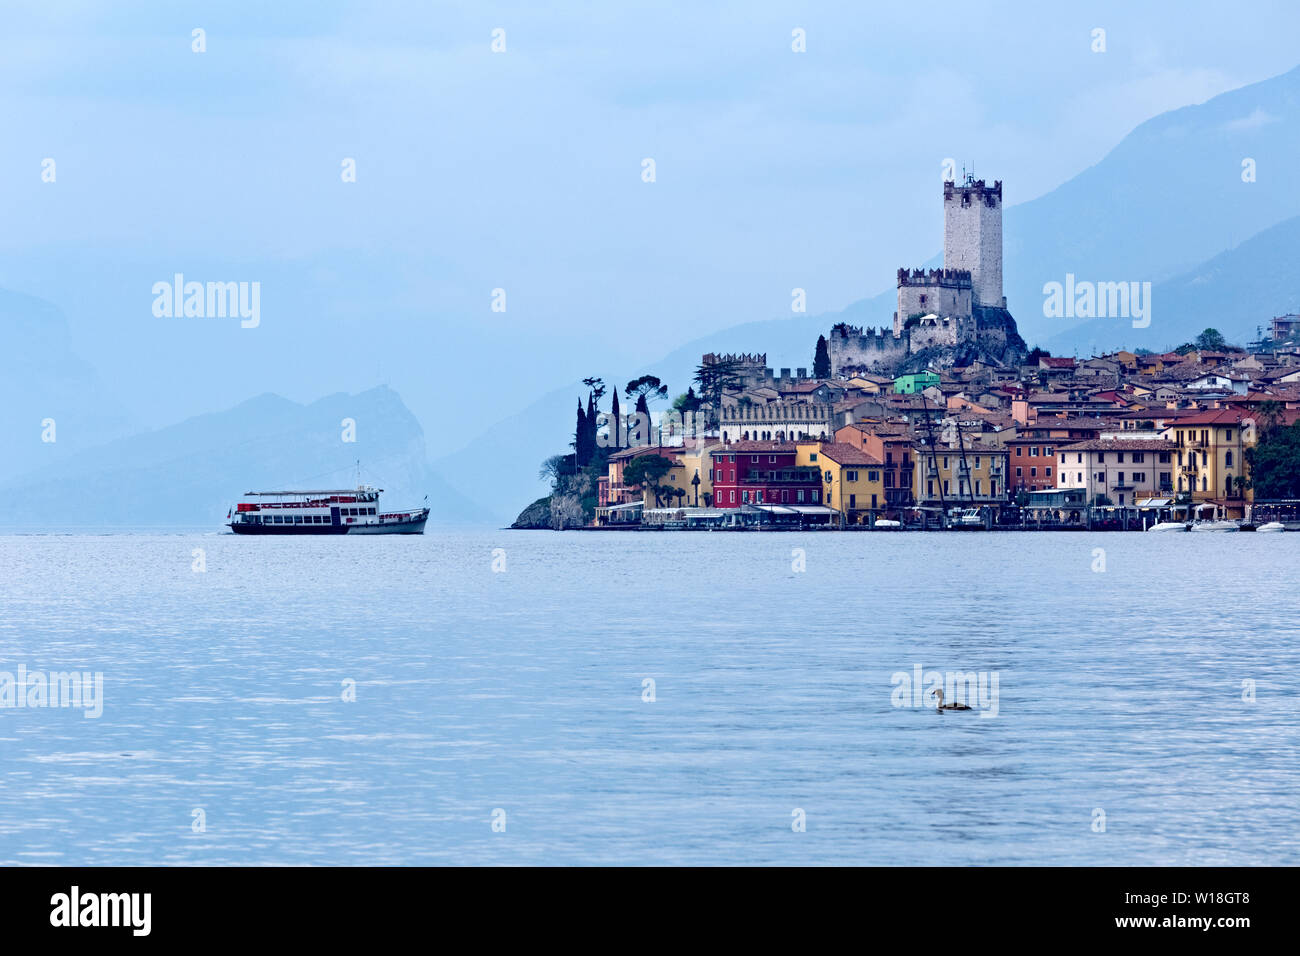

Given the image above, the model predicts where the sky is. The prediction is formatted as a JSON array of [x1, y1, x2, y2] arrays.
[[4, 0, 1300, 444]]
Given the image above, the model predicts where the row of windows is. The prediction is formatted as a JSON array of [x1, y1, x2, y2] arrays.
[[1014, 446, 1054, 457], [935, 456, 996, 470], [730, 489, 822, 504], [1177, 450, 1234, 467], [1175, 429, 1233, 445], [252, 507, 376, 524], [1066, 472, 1174, 487], [838, 470, 881, 483], [926, 480, 997, 497], [1015, 466, 1053, 478], [1062, 451, 1171, 464]]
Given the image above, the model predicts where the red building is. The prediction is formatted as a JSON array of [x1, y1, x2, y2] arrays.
[[710, 441, 822, 508], [1006, 432, 1060, 494]]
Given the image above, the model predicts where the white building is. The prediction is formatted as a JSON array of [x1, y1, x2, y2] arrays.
[[1056, 439, 1177, 507]]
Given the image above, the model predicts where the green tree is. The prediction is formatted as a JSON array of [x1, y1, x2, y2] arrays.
[[1246, 417, 1300, 499], [813, 334, 831, 378], [625, 375, 667, 404], [622, 454, 673, 506], [626, 375, 669, 445], [673, 387, 701, 414], [573, 399, 588, 466], [693, 359, 746, 430], [539, 454, 572, 490], [1195, 328, 1226, 351]]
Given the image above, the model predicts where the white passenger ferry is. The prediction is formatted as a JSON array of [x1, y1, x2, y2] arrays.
[[227, 486, 428, 535]]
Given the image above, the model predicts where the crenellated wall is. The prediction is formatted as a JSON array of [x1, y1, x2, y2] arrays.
[[827, 323, 909, 375]]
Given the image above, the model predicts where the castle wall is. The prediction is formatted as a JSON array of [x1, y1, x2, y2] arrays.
[[828, 326, 908, 376], [896, 282, 972, 332], [943, 180, 1003, 308], [701, 352, 769, 390], [908, 315, 969, 352]]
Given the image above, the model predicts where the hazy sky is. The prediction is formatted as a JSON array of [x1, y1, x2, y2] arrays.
[[4, 0, 1300, 437]]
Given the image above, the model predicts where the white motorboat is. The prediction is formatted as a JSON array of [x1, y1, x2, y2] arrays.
[[1147, 521, 1189, 532], [1190, 519, 1240, 532], [873, 518, 901, 529], [1190, 504, 1240, 532], [1256, 521, 1286, 533]]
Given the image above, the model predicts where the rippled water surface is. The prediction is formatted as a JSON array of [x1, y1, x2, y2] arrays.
[[0, 529, 1296, 865]]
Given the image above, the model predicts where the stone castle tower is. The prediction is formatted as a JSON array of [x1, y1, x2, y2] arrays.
[[894, 176, 1004, 335], [828, 172, 1026, 376], [943, 177, 1003, 310]]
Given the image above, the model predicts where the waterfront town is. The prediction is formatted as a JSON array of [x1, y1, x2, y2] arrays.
[[518, 333, 1300, 531], [517, 176, 1300, 532]]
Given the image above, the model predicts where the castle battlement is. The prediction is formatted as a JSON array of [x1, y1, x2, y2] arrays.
[[896, 267, 972, 289], [702, 352, 766, 366], [943, 178, 1002, 207], [831, 322, 894, 340]]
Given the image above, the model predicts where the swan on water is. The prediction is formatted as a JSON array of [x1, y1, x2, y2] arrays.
[[931, 688, 972, 711]]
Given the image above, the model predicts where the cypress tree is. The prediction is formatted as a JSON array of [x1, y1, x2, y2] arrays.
[[575, 399, 588, 466], [585, 391, 598, 463], [813, 334, 831, 378]]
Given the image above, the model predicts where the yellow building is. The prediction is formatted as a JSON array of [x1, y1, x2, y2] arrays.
[[1161, 410, 1256, 517], [640, 440, 724, 509], [795, 440, 885, 524], [912, 437, 1009, 511]]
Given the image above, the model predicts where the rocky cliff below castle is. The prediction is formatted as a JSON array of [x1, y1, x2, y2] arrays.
[[829, 305, 1027, 376]]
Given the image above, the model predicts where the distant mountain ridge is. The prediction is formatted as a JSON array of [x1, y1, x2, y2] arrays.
[[1040, 214, 1300, 355], [0, 386, 491, 528], [0, 288, 135, 482]]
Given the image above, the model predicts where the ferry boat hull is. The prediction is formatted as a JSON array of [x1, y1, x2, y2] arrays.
[[229, 510, 429, 535]]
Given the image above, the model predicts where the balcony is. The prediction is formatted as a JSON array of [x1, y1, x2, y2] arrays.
[[739, 470, 819, 484]]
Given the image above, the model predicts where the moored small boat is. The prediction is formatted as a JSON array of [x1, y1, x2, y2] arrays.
[[1190, 519, 1240, 532], [1147, 521, 1189, 532], [1256, 521, 1286, 533]]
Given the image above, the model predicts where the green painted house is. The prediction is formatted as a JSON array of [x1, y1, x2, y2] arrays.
[[893, 372, 940, 394]]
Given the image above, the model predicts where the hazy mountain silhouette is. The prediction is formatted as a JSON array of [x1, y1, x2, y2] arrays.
[[1039, 214, 1300, 355], [0, 386, 488, 528], [0, 288, 135, 482]]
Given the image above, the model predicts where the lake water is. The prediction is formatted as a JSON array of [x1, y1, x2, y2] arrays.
[[0, 529, 1296, 865]]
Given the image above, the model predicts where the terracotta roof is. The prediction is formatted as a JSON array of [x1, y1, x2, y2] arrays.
[[608, 445, 677, 461], [1056, 439, 1177, 451], [715, 440, 799, 453], [814, 442, 882, 466], [1170, 409, 1255, 426]]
